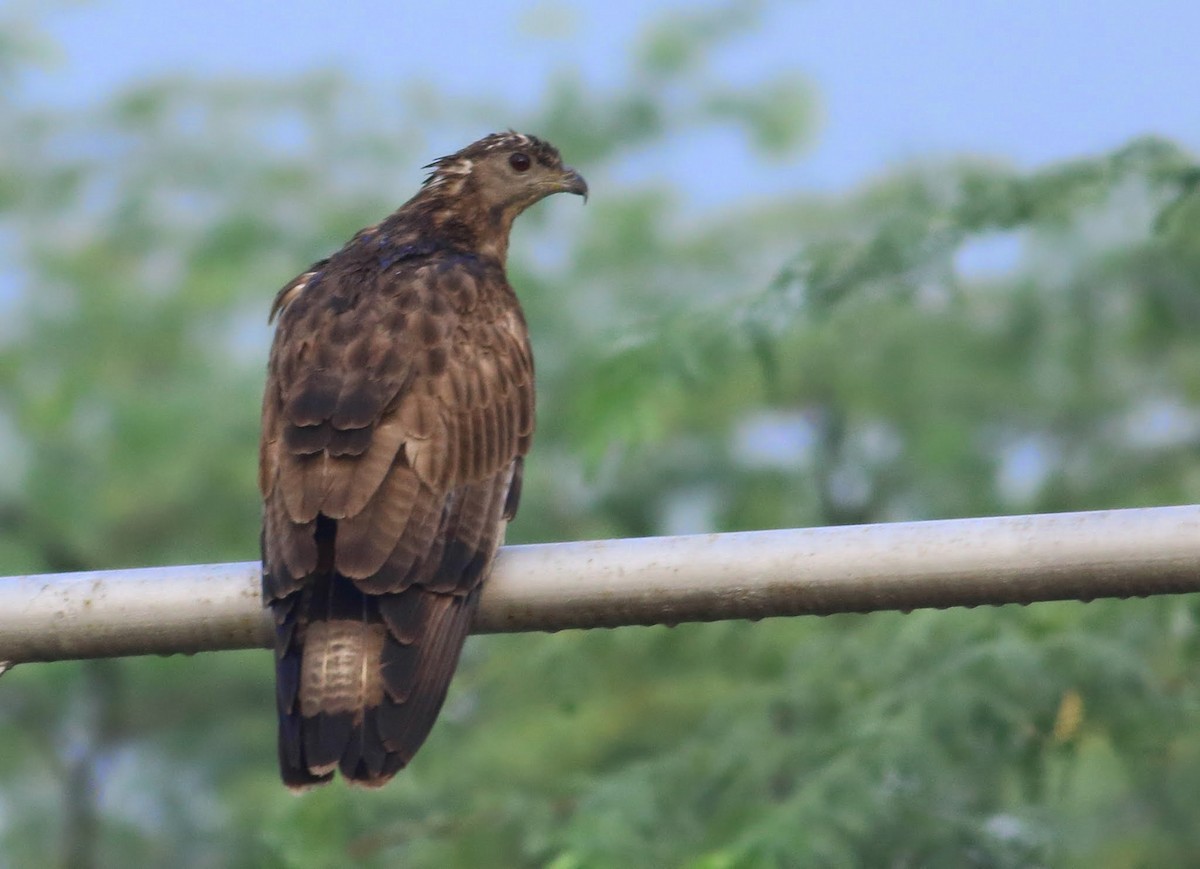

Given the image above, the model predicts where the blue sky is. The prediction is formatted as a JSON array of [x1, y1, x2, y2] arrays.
[[17, 0, 1200, 199]]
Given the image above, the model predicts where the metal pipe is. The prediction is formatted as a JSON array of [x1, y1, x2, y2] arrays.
[[1, 506, 1198, 664]]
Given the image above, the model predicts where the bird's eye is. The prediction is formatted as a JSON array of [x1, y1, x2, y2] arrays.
[[509, 152, 532, 172]]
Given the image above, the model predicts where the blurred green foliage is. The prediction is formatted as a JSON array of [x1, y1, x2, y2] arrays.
[[2, 3, 1200, 867]]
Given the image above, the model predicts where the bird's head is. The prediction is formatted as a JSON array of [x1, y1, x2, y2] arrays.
[[422, 131, 588, 221]]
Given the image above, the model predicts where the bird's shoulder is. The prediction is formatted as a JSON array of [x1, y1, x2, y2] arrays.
[[270, 225, 519, 339]]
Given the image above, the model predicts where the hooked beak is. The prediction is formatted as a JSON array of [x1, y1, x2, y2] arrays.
[[559, 166, 589, 202]]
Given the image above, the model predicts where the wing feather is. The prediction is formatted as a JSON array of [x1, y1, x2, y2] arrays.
[[323, 416, 406, 519], [335, 459, 422, 578]]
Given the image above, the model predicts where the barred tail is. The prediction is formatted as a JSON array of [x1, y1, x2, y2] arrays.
[[272, 574, 479, 790]]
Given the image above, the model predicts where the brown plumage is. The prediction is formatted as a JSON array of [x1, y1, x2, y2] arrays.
[[259, 132, 587, 789]]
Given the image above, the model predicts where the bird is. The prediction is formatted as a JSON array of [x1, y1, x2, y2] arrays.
[[258, 132, 587, 789]]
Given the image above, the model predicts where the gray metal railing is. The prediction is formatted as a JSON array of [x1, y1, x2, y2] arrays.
[[2, 506, 1198, 665]]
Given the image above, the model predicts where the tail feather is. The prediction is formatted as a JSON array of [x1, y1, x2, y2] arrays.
[[374, 590, 480, 759], [304, 711, 354, 776], [338, 705, 390, 782], [265, 468, 514, 788], [271, 574, 479, 790]]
